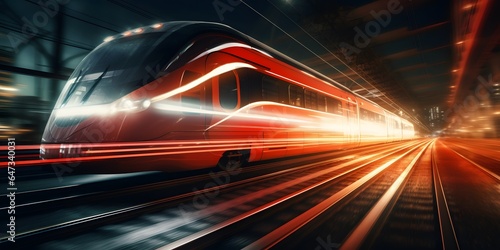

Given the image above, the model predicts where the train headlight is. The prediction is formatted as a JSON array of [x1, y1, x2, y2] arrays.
[[122, 99, 135, 109], [113, 98, 151, 113], [142, 99, 151, 109]]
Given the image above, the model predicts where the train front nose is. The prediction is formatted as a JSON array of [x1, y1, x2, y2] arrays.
[[40, 110, 126, 159], [40, 143, 85, 159], [39, 104, 188, 172]]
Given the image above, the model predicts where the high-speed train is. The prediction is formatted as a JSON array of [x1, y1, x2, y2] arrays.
[[40, 21, 414, 172]]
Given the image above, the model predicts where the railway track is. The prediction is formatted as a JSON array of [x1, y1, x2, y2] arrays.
[[3, 138, 498, 249], [24, 140, 424, 249], [438, 138, 500, 179], [430, 139, 500, 249], [242, 138, 498, 250], [237, 139, 433, 250], [0, 140, 420, 247], [339, 139, 456, 250]]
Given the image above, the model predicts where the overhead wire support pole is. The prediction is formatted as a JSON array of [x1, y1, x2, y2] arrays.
[[49, 4, 65, 101]]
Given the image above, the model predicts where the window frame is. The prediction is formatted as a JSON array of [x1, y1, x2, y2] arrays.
[[217, 70, 240, 110], [289, 84, 304, 108]]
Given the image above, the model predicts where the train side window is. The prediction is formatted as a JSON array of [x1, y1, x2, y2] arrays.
[[237, 68, 263, 106], [181, 70, 201, 85], [289, 85, 304, 107], [360, 108, 373, 121], [326, 97, 342, 114], [181, 70, 203, 112], [262, 76, 288, 104], [304, 89, 318, 110], [219, 70, 238, 109], [317, 94, 326, 112], [363, 109, 384, 122], [377, 113, 385, 123]]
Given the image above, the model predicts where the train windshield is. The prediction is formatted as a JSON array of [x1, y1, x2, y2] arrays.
[[56, 32, 176, 108]]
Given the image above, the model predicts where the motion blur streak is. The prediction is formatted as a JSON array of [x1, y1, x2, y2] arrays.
[[3, 137, 349, 168], [154, 101, 308, 126], [189, 42, 273, 63], [151, 62, 255, 102]]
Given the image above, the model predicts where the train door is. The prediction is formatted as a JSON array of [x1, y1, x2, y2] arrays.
[[204, 52, 242, 132], [204, 52, 256, 165], [178, 67, 209, 134], [386, 113, 395, 142], [394, 116, 402, 140], [346, 97, 360, 146]]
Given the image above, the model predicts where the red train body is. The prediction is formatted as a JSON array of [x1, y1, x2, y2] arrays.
[[40, 21, 414, 172]]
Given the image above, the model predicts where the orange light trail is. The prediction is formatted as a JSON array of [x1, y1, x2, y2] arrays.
[[1, 137, 351, 168]]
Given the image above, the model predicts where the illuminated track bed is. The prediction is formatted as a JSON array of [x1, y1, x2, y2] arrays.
[[244, 138, 499, 250], [7, 141, 423, 248], [429, 138, 500, 249], [437, 138, 500, 177], [2, 139, 499, 249], [222, 140, 432, 249], [0, 141, 416, 247]]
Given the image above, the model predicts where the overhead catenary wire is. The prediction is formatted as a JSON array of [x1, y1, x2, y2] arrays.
[[241, 0, 430, 132]]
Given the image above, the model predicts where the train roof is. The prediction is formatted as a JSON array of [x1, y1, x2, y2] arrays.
[[105, 21, 397, 116]]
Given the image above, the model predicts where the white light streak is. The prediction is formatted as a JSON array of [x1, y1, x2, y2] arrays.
[[55, 104, 112, 118], [189, 43, 273, 63], [151, 62, 255, 102]]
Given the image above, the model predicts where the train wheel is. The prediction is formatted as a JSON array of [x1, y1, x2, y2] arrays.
[[217, 150, 249, 171]]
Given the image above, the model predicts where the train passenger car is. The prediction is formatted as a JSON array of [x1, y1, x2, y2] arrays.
[[401, 119, 415, 139], [356, 100, 387, 144], [385, 111, 400, 142], [40, 21, 414, 172]]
